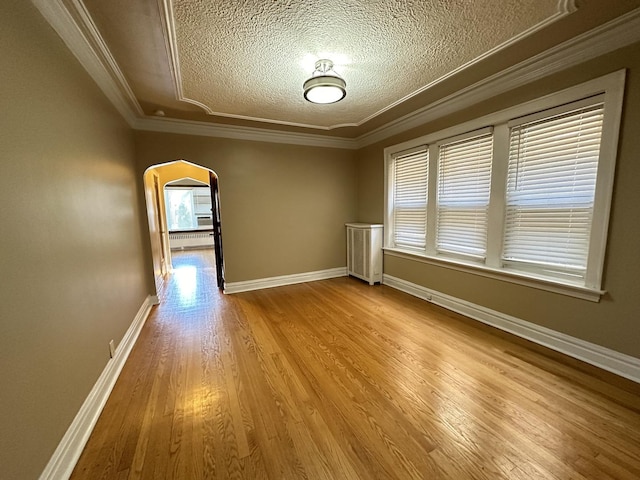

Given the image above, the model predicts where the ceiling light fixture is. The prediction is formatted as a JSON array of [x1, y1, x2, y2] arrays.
[[303, 59, 346, 104]]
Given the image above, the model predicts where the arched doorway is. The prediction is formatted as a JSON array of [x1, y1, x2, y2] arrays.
[[143, 160, 224, 296]]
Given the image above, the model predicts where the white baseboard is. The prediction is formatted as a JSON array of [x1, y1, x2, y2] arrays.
[[224, 267, 348, 294], [39, 295, 157, 480], [383, 275, 640, 384]]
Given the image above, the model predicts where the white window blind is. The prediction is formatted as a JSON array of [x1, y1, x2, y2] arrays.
[[437, 132, 493, 258], [384, 72, 624, 298], [392, 147, 429, 250], [503, 103, 604, 276]]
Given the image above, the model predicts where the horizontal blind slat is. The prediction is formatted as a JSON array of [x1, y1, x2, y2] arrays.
[[503, 103, 603, 275], [437, 133, 493, 257], [393, 148, 429, 249]]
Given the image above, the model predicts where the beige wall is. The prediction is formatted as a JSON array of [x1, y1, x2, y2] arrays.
[[0, 1, 150, 478], [4, 3, 638, 478], [135, 133, 358, 283], [356, 42, 640, 359]]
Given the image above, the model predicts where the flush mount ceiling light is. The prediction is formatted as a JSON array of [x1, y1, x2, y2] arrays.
[[303, 59, 346, 104]]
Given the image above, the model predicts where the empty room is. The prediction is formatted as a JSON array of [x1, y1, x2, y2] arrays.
[[2, 0, 640, 479]]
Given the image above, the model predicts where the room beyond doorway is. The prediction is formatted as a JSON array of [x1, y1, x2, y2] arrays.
[[143, 160, 225, 297], [165, 178, 214, 251]]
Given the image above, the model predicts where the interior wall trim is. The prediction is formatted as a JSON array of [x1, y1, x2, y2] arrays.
[[224, 267, 348, 294], [352, 0, 575, 129], [152, 0, 574, 131], [29, 0, 358, 149], [30, 0, 142, 125], [357, 7, 640, 147], [38, 295, 157, 480], [158, 0, 215, 116], [133, 117, 358, 150], [383, 274, 640, 384], [31, 1, 640, 149], [134, 7, 640, 149]]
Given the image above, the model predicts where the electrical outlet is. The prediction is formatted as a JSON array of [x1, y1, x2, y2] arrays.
[[108, 340, 115, 359]]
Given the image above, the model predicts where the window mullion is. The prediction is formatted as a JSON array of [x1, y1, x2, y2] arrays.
[[485, 123, 509, 268], [382, 71, 624, 296], [190, 190, 198, 228], [384, 157, 396, 248], [425, 144, 439, 256]]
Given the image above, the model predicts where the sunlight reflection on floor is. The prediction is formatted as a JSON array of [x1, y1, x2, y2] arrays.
[[173, 265, 198, 306]]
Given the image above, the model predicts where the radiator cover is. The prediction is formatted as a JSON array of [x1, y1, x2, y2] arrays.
[[346, 223, 383, 285]]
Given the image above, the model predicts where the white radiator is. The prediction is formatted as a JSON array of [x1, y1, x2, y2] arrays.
[[346, 223, 383, 285], [168, 231, 213, 250]]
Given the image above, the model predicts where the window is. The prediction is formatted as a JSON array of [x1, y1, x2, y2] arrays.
[[503, 101, 604, 281], [384, 71, 625, 300], [165, 186, 212, 231], [390, 146, 429, 250], [437, 130, 493, 259]]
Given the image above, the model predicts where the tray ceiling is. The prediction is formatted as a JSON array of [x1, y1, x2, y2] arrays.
[[48, 0, 640, 137], [171, 0, 560, 128]]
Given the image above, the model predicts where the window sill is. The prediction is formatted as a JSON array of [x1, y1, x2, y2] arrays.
[[383, 248, 605, 302]]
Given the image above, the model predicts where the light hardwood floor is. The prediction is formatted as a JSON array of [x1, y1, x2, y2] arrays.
[[71, 250, 640, 479]]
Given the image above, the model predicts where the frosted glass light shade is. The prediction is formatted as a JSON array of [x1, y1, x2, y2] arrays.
[[303, 77, 346, 104]]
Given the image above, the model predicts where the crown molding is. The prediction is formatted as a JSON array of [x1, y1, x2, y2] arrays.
[[559, 0, 578, 14], [30, 1, 640, 150], [159, 0, 215, 115], [67, 0, 144, 117], [30, 0, 356, 148], [356, 7, 640, 148], [155, 0, 574, 130], [353, 0, 576, 128], [133, 117, 358, 149], [31, 0, 143, 126], [158, 0, 349, 131]]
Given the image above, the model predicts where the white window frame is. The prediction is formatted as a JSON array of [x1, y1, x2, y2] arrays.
[[384, 70, 625, 302]]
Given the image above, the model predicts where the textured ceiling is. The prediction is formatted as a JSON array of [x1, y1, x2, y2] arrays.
[[172, 0, 560, 128], [62, 0, 640, 136]]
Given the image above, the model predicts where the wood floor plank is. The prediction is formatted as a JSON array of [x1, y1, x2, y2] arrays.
[[70, 251, 640, 479]]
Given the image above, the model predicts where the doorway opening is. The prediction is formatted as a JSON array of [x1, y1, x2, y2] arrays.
[[143, 160, 224, 297]]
